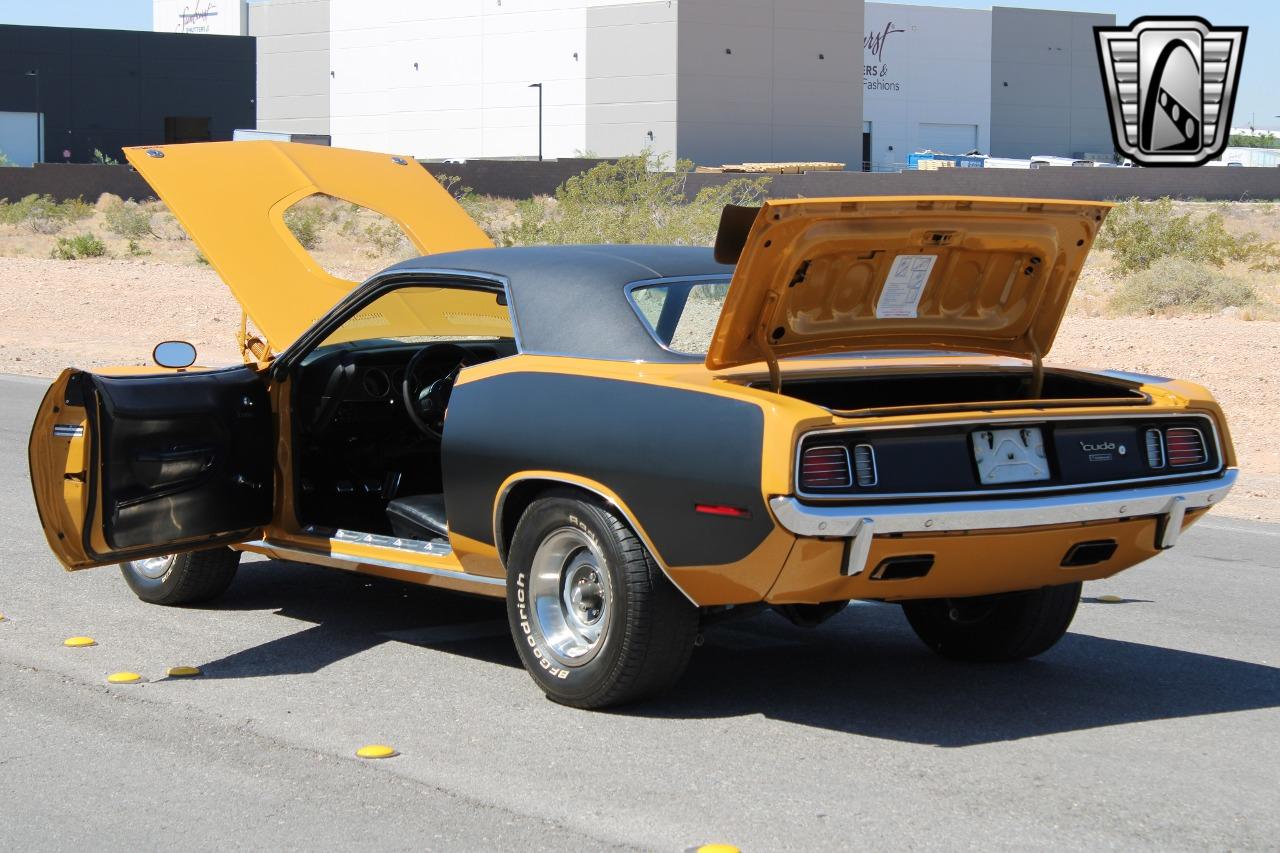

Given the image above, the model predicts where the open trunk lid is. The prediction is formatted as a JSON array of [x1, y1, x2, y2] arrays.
[[705, 196, 1112, 370], [124, 141, 493, 355]]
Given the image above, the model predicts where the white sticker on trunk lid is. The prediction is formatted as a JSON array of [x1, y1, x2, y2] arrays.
[[875, 254, 937, 319]]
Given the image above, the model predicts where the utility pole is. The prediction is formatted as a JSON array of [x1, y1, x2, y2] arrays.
[[528, 83, 543, 161]]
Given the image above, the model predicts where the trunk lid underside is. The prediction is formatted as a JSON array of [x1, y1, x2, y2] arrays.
[[706, 196, 1112, 371]]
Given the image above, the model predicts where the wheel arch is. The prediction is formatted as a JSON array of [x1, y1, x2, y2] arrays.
[[492, 471, 696, 604]]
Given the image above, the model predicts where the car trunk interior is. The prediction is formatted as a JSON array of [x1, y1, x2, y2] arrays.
[[747, 366, 1147, 415]]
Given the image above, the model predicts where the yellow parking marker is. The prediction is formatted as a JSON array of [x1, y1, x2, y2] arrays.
[[166, 666, 202, 678], [689, 846, 740, 853], [0, 613, 6, 622], [64, 636, 97, 647], [107, 672, 143, 684], [355, 744, 398, 759], [1097, 594, 1124, 603]]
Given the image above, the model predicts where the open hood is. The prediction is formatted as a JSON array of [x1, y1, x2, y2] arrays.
[[124, 142, 493, 354], [705, 196, 1111, 370]]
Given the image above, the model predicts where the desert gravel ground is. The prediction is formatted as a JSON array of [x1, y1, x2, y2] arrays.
[[0, 255, 1273, 520]]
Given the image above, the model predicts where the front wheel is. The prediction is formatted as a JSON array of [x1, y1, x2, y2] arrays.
[[120, 547, 241, 606], [506, 492, 698, 709], [901, 582, 1082, 662]]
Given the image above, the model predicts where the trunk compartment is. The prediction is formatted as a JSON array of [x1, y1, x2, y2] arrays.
[[749, 367, 1147, 416]]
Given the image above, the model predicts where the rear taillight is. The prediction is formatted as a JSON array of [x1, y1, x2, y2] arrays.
[[1165, 427, 1207, 467], [853, 444, 878, 487], [1145, 428, 1165, 469], [800, 445, 851, 489]]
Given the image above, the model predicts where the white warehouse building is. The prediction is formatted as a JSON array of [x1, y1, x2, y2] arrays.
[[155, 0, 1116, 168]]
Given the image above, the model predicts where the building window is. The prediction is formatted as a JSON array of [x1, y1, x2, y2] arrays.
[[164, 116, 212, 144]]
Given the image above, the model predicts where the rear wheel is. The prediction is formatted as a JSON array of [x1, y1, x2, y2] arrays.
[[506, 492, 698, 709], [120, 547, 241, 606], [901, 582, 1082, 661]]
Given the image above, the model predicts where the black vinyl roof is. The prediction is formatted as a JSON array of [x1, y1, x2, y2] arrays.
[[383, 244, 733, 362]]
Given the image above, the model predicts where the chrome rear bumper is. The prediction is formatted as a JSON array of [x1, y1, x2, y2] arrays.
[[769, 469, 1238, 577]]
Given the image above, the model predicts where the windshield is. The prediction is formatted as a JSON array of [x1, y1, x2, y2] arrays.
[[628, 278, 731, 355], [315, 284, 513, 350]]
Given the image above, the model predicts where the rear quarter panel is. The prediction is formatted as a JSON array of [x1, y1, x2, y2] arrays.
[[441, 357, 807, 603]]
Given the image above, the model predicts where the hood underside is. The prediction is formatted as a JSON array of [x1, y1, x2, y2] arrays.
[[124, 142, 493, 354], [705, 196, 1112, 370]]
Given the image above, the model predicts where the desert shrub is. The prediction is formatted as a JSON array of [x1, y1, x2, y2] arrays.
[[506, 150, 770, 247], [1098, 197, 1280, 274], [0, 149, 12, 167], [1110, 256, 1258, 315], [126, 239, 151, 257], [194, 250, 210, 266], [51, 233, 107, 260], [434, 173, 472, 200], [150, 210, 191, 241], [0, 193, 93, 233], [363, 220, 408, 256], [284, 204, 327, 250], [103, 199, 154, 239], [93, 148, 119, 165], [0, 194, 64, 233]]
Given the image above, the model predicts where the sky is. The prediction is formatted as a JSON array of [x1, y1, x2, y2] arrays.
[[1, 0, 1277, 130]]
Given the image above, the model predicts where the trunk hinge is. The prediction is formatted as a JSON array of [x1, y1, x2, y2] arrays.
[[1027, 330, 1045, 399], [237, 311, 272, 364], [757, 291, 782, 394]]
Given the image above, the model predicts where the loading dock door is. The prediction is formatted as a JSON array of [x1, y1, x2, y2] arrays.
[[917, 123, 978, 155], [0, 111, 41, 165]]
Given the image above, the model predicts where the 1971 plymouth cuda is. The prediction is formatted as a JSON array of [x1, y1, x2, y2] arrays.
[[28, 142, 1237, 708]]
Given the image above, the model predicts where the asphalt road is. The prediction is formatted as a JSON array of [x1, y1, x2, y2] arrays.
[[1, 373, 1277, 852]]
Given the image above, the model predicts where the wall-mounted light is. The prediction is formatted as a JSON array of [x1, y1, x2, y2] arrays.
[[413, 61, 419, 70], [647, 130, 654, 141], [725, 48, 732, 55], [330, 70, 335, 77], [818, 53, 825, 60], [573, 51, 579, 61]]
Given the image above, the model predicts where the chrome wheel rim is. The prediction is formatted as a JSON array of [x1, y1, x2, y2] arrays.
[[529, 527, 612, 668], [127, 555, 174, 581]]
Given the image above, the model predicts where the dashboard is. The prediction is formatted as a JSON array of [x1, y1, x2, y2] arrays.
[[296, 340, 514, 435]]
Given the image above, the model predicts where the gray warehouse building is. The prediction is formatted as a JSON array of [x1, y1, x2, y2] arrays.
[[0, 23, 255, 166], [152, 0, 1116, 168]]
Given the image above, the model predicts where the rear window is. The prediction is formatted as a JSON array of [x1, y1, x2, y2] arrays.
[[628, 278, 730, 354]]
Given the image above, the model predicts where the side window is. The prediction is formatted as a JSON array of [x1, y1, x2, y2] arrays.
[[629, 279, 730, 354]]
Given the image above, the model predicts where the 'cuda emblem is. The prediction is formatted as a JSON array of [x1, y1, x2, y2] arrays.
[[1081, 441, 1126, 461]]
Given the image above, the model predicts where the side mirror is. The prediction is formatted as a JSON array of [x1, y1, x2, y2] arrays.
[[153, 340, 197, 369]]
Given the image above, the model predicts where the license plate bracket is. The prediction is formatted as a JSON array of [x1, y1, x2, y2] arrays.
[[972, 427, 1050, 485]]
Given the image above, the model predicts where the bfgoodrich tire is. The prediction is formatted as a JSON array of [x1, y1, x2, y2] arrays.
[[506, 492, 698, 709], [901, 582, 1082, 662], [120, 548, 241, 606]]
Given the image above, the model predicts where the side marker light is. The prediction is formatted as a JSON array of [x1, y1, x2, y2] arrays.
[[694, 504, 751, 518]]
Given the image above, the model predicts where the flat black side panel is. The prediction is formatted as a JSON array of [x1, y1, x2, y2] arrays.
[[89, 367, 272, 551], [443, 372, 770, 567]]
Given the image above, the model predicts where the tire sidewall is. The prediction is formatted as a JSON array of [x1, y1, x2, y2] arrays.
[[120, 555, 177, 600], [506, 497, 631, 703]]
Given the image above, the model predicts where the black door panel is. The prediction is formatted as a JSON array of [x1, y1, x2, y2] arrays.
[[87, 367, 272, 552]]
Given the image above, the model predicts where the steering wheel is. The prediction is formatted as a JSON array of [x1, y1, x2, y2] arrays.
[[402, 343, 475, 440]]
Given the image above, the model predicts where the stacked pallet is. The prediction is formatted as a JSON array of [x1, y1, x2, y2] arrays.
[[695, 161, 845, 174]]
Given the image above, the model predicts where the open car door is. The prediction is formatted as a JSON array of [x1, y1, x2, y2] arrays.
[[29, 365, 272, 570]]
